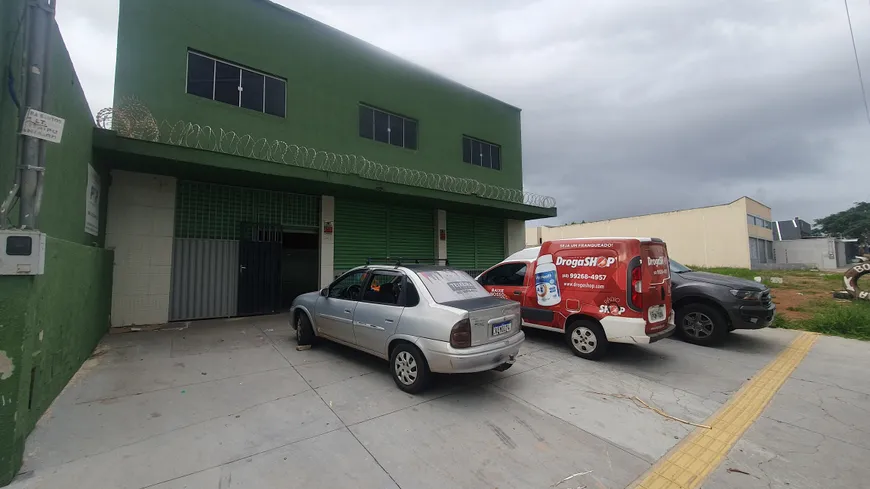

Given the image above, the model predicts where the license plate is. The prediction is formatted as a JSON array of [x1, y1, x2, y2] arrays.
[[492, 321, 512, 336], [648, 305, 666, 323]]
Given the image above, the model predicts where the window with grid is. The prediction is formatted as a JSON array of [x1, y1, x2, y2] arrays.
[[462, 136, 501, 170], [175, 182, 319, 240], [187, 50, 286, 117], [358, 105, 418, 150]]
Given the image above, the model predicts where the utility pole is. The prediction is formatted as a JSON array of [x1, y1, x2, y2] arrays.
[[18, 0, 55, 229]]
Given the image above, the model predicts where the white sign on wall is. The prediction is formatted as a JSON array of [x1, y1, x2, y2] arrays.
[[85, 165, 100, 236], [21, 109, 65, 144]]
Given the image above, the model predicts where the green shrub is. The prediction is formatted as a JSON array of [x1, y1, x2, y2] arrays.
[[798, 301, 870, 341]]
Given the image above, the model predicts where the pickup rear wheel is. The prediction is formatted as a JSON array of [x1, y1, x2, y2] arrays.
[[566, 320, 608, 360], [390, 343, 431, 394], [676, 303, 728, 346]]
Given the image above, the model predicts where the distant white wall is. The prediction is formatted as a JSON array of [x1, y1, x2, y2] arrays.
[[774, 238, 839, 270], [529, 198, 762, 268], [506, 219, 526, 255], [525, 227, 541, 247], [106, 171, 176, 327]]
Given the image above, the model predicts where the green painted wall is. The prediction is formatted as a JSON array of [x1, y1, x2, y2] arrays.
[[0, 3, 113, 485], [113, 0, 524, 194], [0, 239, 112, 486], [0, 0, 26, 215]]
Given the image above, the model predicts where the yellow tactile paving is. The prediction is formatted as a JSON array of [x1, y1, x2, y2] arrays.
[[632, 332, 819, 489]]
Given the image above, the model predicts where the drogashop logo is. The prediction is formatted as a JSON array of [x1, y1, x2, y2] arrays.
[[647, 257, 665, 266], [555, 256, 616, 268]]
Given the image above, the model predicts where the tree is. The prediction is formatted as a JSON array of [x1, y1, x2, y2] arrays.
[[814, 202, 870, 245]]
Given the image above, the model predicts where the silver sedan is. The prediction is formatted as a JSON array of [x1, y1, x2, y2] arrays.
[[290, 265, 524, 393]]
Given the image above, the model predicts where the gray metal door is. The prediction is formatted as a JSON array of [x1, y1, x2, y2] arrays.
[[169, 239, 239, 321], [316, 269, 365, 343]]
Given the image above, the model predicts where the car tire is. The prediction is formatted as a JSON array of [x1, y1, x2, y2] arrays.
[[390, 343, 431, 394], [675, 303, 728, 346], [295, 313, 315, 346], [565, 319, 608, 360]]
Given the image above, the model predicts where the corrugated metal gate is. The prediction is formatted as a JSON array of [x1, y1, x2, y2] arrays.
[[169, 182, 319, 321], [333, 199, 435, 274], [447, 213, 506, 276]]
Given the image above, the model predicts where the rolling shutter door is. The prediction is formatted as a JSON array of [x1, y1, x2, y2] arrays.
[[334, 200, 388, 273], [334, 200, 436, 274], [447, 213, 476, 270], [474, 217, 506, 270], [447, 213, 505, 273], [388, 207, 435, 262]]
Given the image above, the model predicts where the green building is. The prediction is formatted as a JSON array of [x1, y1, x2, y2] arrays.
[[99, 0, 555, 325], [0, 0, 555, 482]]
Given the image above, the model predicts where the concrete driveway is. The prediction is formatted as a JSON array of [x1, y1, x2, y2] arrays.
[[8, 316, 869, 489]]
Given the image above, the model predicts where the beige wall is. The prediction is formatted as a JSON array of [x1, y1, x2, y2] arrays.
[[106, 171, 176, 327], [505, 220, 527, 256], [535, 199, 759, 268], [525, 226, 541, 247], [744, 197, 774, 240]]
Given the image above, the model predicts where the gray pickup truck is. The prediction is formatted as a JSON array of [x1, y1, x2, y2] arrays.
[[670, 260, 776, 345]]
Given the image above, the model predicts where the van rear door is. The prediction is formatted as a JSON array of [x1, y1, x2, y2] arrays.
[[641, 240, 671, 333]]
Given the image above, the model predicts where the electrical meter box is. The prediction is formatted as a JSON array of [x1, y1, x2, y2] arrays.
[[0, 230, 46, 275]]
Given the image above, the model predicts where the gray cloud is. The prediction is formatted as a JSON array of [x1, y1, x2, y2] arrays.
[[58, 0, 870, 225]]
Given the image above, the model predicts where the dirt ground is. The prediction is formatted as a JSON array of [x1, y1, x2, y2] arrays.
[[769, 272, 844, 320]]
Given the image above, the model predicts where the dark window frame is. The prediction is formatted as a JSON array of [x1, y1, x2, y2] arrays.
[[462, 135, 502, 170], [358, 104, 418, 150], [360, 270, 406, 307], [328, 269, 368, 300], [186, 49, 286, 118], [480, 262, 527, 287]]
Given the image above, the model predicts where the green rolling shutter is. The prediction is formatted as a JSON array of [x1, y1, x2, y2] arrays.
[[334, 200, 388, 272], [334, 200, 436, 274], [447, 213, 505, 272], [447, 213, 476, 270], [474, 217, 506, 270], [388, 207, 436, 261]]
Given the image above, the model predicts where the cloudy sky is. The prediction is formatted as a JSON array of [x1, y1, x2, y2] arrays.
[[58, 0, 870, 225]]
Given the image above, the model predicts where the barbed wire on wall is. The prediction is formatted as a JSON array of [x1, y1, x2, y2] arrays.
[[96, 98, 557, 209]]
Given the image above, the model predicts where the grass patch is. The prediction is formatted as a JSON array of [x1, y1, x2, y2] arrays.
[[693, 267, 759, 281], [773, 299, 870, 341], [689, 266, 870, 341]]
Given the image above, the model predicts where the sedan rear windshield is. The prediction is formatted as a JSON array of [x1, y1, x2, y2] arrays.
[[415, 269, 491, 304]]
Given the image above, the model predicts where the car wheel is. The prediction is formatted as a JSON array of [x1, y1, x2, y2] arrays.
[[390, 343, 431, 394], [565, 319, 608, 360], [676, 303, 728, 346], [295, 313, 315, 346]]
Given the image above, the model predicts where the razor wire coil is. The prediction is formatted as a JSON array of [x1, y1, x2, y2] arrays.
[[96, 98, 556, 209]]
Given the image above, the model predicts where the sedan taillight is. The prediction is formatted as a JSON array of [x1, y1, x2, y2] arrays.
[[450, 319, 472, 348]]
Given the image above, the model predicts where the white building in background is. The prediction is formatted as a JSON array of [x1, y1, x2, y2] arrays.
[[527, 197, 774, 269]]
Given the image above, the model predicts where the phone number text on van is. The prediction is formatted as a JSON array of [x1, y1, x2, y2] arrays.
[[562, 273, 607, 281]]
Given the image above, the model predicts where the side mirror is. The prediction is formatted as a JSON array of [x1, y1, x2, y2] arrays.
[[319, 288, 328, 297]]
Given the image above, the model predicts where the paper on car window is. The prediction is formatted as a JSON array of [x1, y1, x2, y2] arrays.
[[416, 270, 490, 303]]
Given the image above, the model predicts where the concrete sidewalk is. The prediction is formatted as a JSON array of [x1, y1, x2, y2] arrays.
[[6, 316, 868, 488]]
